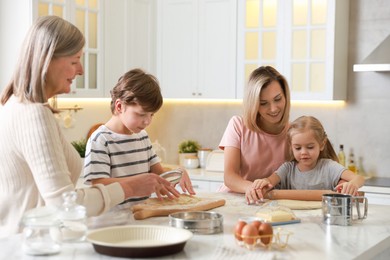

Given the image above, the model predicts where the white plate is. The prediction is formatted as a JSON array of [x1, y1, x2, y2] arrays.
[[87, 225, 193, 258]]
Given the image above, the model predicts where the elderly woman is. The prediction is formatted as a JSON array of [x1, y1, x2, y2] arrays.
[[0, 16, 179, 238]]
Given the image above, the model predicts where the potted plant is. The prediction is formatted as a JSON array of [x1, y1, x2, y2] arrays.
[[178, 140, 201, 166], [71, 139, 87, 158]]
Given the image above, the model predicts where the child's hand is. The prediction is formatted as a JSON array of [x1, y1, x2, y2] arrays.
[[177, 169, 196, 195], [335, 181, 359, 196], [121, 173, 180, 200], [245, 178, 273, 204]]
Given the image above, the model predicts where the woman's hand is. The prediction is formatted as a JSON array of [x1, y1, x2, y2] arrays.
[[335, 181, 360, 196], [177, 168, 196, 195], [245, 178, 273, 204], [120, 173, 180, 200]]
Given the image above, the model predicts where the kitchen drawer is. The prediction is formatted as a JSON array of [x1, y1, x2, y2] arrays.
[[209, 181, 223, 192], [360, 184, 390, 205], [364, 193, 390, 206], [192, 180, 223, 193]]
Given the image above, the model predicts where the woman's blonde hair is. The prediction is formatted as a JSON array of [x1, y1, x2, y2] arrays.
[[243, 66, 290, 132], [0, 16, 85, 106], [286, 116, 338, 162], [110, 68, 163, 114]]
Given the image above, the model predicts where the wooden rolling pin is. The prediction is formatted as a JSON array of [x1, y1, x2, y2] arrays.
[[266, 189, 337, 201], [133, 198, 226, 220]]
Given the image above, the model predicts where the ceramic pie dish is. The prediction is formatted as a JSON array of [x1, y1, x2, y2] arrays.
[[86, 225, 193, 258]]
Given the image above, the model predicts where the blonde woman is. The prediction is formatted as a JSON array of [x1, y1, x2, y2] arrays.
[[254, 116, 365, 197], [219, 66, 291, 204], [0, 16, 178, 238]]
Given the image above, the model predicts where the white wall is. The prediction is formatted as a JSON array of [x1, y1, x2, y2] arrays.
[[0, 0, 33, 90]]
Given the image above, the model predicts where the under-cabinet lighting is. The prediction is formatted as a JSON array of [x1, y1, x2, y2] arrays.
[[291, 100, 346, 107], [57, 97, 345, 107], [57, 98, 110, 104], [163, 98, 242, 105]]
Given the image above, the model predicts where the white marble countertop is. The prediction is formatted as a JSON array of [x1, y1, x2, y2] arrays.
[[1, 192, 389, 260]]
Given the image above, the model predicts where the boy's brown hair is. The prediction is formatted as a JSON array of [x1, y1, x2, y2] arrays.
[[110, 68, 163, 114]]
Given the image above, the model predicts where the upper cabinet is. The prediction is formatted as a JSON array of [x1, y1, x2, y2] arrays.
[[37, 0, 104, 97], [237, 0, 349, 100], [1, 0, 348, 101], [157, 0, 237, 99], [36, 0, 156, 98], [103, 0, 157, 97]]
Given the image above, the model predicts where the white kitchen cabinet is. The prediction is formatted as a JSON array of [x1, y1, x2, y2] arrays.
[[191, 180, 210, 193], [157, 0, 237, 99], [192, 180, 223, 193], [103, 0, 157, 97], [360, 186, 390, 206], [363, 193, 390, 206], [237, 0, 349, 100]]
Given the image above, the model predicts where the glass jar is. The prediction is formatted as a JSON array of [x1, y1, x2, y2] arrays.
[[22, 206, 62, 255], [58, 191, 87, 242]]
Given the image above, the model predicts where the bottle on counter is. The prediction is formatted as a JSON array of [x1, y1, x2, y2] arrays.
[[338, 144, 346, 167], [348, 148, 357, 174], [358, 156, 367, 176], [58, 191, 87, 242]]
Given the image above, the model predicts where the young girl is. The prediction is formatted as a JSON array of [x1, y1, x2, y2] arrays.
[[83, 69, 195, 203], [254, 116, 364, 197]]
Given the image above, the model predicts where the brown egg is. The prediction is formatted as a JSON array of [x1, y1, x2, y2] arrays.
[[258, 222, 273, 245], [241, 223, 258, 245], [234, 220, 247, 241], [251, 220, 262, 230]]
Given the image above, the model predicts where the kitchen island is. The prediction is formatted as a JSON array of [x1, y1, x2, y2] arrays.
[[1, 192, 389, 260]]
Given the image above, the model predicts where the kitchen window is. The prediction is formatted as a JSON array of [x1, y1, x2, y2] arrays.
[[237, 0, 349, 100], [36, 0, 103, 97]]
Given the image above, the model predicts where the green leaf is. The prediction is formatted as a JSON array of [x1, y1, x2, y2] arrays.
[[71, 139, 87, 158], [178, 140, 201, 153]]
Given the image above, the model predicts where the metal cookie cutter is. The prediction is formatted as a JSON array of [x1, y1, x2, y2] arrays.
[[160, 169, 183, 185]]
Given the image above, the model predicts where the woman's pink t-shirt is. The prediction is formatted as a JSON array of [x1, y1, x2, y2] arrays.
[[219, 116, 288, 192]]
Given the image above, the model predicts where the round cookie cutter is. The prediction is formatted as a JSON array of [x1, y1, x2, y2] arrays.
[[169, 211, 223, 234], [160, 169, 183, 185]]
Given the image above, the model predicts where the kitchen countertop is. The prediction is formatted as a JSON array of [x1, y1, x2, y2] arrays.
[[1, 192, 389, 260], [185, 167, 390, 195], [364, 177, 390, 188]]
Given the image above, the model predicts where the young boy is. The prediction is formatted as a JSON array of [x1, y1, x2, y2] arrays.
[[83, 69, 195, 202]]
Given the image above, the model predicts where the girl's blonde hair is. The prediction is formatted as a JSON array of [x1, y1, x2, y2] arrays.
[[286, 116, 338, 162], [243, 66, 291, 132], [110, 68, 163, 114], [0, 16, 85, 106]]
